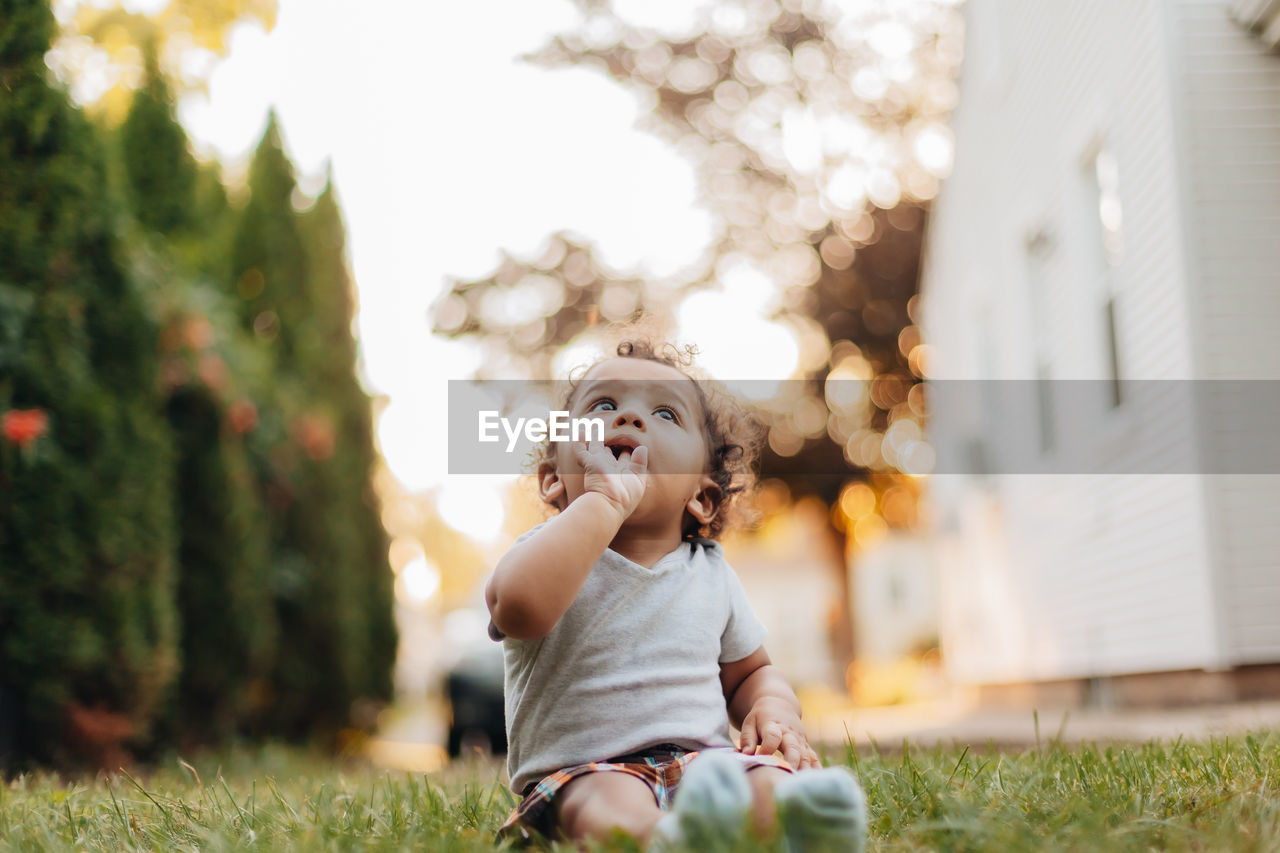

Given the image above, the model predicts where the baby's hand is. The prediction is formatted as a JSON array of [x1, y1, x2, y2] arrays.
[[572, 440, 648, 519], [738, 696, 821, 770]]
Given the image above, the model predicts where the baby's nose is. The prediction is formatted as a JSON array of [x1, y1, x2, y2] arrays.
[[612, 411, 645, 430]]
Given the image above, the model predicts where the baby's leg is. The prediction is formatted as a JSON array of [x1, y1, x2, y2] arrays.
[[745, 764, 790, 836], [554, 770, 663, 845]]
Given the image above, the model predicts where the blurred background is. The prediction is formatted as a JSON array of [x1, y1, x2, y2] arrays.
[[3, 0, 1278, 772]]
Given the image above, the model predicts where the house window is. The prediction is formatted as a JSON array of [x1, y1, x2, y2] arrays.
[[1092, 149, 1125, 269], [1104, 296, 1122, 408], [1085, 146, 1125, 407], [1024, 229, 1055, 453]]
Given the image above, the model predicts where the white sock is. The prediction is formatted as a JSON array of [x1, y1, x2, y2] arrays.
[[774, 767, 868, 853], [649, 750, 752, 851]]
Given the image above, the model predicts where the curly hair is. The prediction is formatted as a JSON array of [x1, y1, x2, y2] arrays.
[[536, 338, 762, 541]]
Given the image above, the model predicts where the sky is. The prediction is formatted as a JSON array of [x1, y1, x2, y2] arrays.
[[155, 0, 810, 513]]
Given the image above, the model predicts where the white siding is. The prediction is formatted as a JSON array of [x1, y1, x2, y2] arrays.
[[1169, 0, 1280, 662], [1172, 0, 1280, 379], [921, 0, 1222, 684], [853, 536, 940, 662]]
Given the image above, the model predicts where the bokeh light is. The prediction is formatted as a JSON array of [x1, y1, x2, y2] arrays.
[[397, 557, 441, 606], [435, 479, 507, 544]]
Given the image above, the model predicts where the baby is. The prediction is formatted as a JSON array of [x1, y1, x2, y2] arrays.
[[487, 339, 866, 850]]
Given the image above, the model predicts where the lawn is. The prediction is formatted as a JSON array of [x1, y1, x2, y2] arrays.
[[2, 731, 1278, 851]]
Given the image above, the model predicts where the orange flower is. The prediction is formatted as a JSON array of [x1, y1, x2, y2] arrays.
[[228, 399, 258, 434], [294, 413, 335, 461], [184, 315, 213, 350], [2, 408, 49, 447], [197, 352, 228, 391]]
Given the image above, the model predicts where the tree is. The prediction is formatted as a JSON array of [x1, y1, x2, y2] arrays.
[[434, 0, 959, 485], [431, 0, 962, 666], [117, 59, 279, 745], [0, 0, 177, 766], [118, 45, 198, 236], [164, 384, 277, 742], [300, 178, 396, 704], [230, 114, 310, 362], [228, 120, 395, 737], [50, 0, 278, 121]]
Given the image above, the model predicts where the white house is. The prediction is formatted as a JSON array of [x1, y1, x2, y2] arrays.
[[919, 0, 1280, 702]]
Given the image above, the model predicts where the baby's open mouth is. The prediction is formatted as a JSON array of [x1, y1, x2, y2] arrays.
[[604, 437, 639, 459]]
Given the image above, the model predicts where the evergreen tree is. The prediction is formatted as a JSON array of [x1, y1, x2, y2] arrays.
[[229, 121, 394, 737], [0, 0, 177, 766], [301, 179, 396, 703], [229, 113, 309, 362], [117, 61, 278, 743], [118, 45, 197, 236], [164, 384, 276, 742], [186, 160, 234, 277]]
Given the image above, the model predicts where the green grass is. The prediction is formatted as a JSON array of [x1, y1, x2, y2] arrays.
[[2, 732, 1278, 851]]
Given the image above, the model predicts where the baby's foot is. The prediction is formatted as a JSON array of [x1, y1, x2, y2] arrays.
[[650, 750, 752, 850], [774, 766, 868, 853]]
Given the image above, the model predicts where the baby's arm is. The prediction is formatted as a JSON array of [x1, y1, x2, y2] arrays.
[[486, 442, 648, 640], [721, 646, 821, 770]]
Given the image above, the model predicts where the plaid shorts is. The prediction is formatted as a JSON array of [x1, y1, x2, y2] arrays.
[[497, 744, 794, 846]]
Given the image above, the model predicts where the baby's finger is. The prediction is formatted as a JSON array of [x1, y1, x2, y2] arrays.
[[627, 444, 648, 474], [780, 731, 803, 769], [738, 717, 758, 753], [794, 741, 819, 770], [573, 438, 613, 471], [755, 721, 784, 756], [570, 438, 595, 466]]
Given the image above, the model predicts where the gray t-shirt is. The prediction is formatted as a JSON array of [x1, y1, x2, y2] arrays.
[[494, 525, 767, 794]]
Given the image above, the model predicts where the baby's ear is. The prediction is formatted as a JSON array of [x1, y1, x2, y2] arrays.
[[537, 459, 567, 510], [685, 476, 723, 528]]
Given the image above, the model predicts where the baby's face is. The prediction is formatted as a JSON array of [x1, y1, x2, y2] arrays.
[[548, 357, 715, 527]]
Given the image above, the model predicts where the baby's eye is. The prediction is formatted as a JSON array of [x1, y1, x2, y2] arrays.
[[588, 399, 616, 413], [655, 407, 677, 422]]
